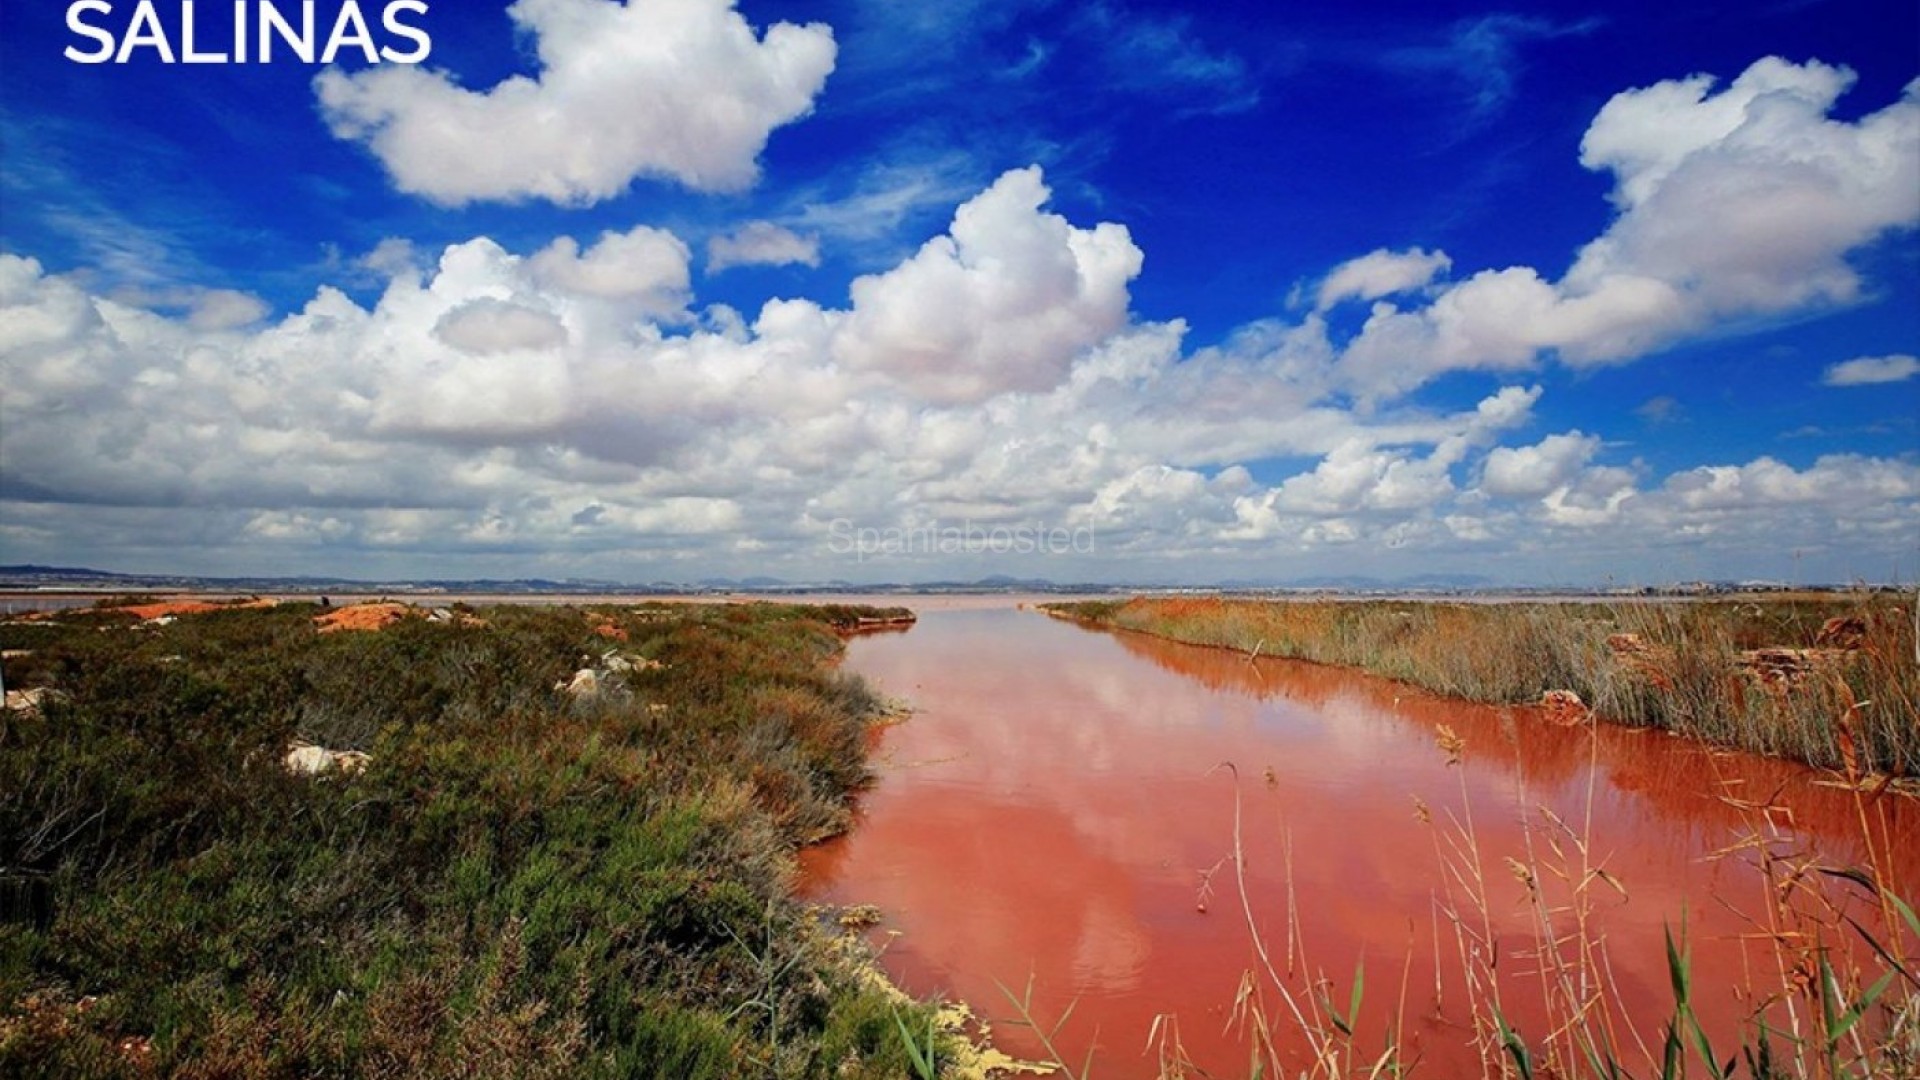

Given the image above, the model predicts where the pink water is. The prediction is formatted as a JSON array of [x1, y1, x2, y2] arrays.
[[800, 607, 1916, 1077]]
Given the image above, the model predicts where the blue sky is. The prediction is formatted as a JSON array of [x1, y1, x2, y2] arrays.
[[1, 0, 1916, 585]]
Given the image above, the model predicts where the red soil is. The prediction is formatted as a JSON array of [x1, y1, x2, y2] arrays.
[[314, 603, 413, 634], [118, 599, 278, 620]]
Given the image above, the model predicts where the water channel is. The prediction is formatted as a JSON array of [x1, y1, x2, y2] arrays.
[[800, 604, 1916, 1077]]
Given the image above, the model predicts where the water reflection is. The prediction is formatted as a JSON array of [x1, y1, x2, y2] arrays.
[[799, 609, 1915, 1077]]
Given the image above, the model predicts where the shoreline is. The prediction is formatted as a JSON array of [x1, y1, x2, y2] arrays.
[[1042, 595, 1918, 781]]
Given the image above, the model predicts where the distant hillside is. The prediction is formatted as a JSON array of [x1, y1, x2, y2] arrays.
[[0, 563, 1861, 597], [0, 564, 1112, 596]]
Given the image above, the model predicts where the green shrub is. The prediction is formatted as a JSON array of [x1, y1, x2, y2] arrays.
[[1, 601, 921, 1077]]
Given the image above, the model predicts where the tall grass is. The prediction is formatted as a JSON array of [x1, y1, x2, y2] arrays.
[[1046, 595, 1918, 776], [1407, 722, 1915, 1080], [0, 601, 944, 1077]]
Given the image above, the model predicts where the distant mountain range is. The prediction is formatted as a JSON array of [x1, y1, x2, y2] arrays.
[[0, 564, 1867, 598], [0, 563, 1118, 596], [1216, 573, 1496, 591]]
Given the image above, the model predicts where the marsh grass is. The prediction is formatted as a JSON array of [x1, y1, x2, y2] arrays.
[[1417, 714, 1916, 1080], [1046, 595, 1918, 775], [0, 601, 944, 1077]]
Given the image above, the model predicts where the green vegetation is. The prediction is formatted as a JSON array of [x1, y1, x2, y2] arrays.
[[1045, 594, 1918, 775], [0, 600, 939, 1077]]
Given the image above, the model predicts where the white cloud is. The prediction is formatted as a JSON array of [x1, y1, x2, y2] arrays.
[[357, 237, 420, 279], [1275, 440, 1453, 514], [1656, 454, 1920, 512], [433, 299, 569, 355], [315, 0, 837, 205], [1332, 57, 1920, 398], [1822, 353, 1920, 386], [4, 127, 1918, 584], [1481, 432, 1601, 499], [1224, 387, 1541, 535], [1316, 247, 1451, 310], [1565, 58, 1919, 344], [529, 225, 692, 316], [187, 290, 270, 331], [1579, 58, 1852, 211], [1084, 464, 1241, 545], [833, 166, 1143, 404], [1467, 453, 1920, 543], [1538, 466, 1637, 528], [707, 222, 822, 273]]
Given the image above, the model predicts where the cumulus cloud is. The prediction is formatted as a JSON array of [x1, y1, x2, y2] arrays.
[[315, 0, 837, 205], [83, 285, 273, 332], [1481, 432, 1602, 499], [528, 225, 692, 316], [1332, 57, 1920, 399], [1225, 386, 1542, 534], [187, 289, 270, 331], [1084, 465, 1239, 544], [834, 166, 1143, 404], [0, 171, 1151, 532], [357, 237, 420, 279], [1315, 248, 1451, 310], [707, 222, 822, 273], [4, 136, 1918, 583], [1822, 353, 1919, 386], [1657, 454, 1920, 512], [433, 299, 569, 355], [1579, 58, 1852, 210], [1568, 58, 1919, 326]]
